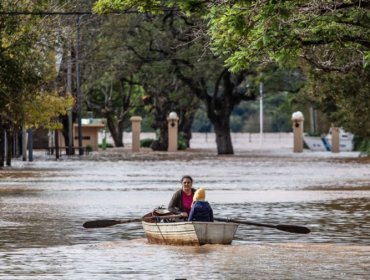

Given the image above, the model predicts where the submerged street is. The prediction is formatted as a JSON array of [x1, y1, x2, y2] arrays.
[[1, 134, 369, 279]]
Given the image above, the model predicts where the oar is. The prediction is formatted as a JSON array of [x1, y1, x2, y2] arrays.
[[215, 217, 310, 234], [83, 214, 182, 228], [83, 218, 142, 228]]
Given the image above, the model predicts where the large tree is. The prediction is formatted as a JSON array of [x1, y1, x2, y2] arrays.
[[94, 0, 370, 146], [93, 5, 259, 154], [0, 0, 76, 166], [77, 13, 199, 149]]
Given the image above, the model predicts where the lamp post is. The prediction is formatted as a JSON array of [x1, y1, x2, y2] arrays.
[[259, 82, 263, 147], [76, 15, 85, 155], [66, 41, 73, 155]]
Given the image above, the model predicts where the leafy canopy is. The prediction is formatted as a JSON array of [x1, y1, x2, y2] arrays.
[[24, 92, 75, 130], [93, 0, 370, 72]]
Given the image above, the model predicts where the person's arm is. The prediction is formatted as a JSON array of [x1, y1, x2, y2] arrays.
[[210, 207, 214, 222], [188, 204, 196, 221], [168, 190, 181, 213]]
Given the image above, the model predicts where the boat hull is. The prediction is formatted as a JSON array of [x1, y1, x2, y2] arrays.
[[142, 221, 239, 246]]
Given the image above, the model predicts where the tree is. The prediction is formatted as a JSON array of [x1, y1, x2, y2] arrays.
[[86, 73, 144, 147], [75, 13, 197, 149], [0, 0, 77, 166], [94, 0, 370, 149], [298, 68, 370, 139], [93, 5, 259, 154]]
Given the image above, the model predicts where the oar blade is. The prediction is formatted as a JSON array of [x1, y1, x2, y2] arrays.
[[276, 224, 311, 234], [83, 219, 123, 228]]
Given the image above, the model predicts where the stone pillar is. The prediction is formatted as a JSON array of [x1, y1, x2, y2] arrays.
[[292, 111, 304, 153], [130, 116, 142, 152], [331, 126, 340, 153], [167, 112, 179, 152]]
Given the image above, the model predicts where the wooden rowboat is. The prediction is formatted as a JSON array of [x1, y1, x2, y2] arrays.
[[142, 220, 239, 246], [82, 210, 310, 242]]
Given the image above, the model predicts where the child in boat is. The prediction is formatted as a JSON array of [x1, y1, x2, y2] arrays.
[[188, 188, 214, 222]]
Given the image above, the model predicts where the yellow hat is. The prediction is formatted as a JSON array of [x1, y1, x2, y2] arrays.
[[193, 188, 205, 201]]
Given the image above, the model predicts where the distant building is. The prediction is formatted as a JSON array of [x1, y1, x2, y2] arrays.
[[60, 118, 106, 151], [33, 118, 107, 152]]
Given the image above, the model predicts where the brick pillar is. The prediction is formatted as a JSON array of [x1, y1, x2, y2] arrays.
[[331, 126, 340, 153], [292, 111, 304, 153], [130, 116, 142, 152], [167, 112, 179, 152]]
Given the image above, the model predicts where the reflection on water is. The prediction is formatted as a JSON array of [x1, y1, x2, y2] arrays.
[[1, 155, 370, 279]]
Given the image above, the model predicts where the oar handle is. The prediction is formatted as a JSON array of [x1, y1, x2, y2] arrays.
[[83, 214, 184, 228]]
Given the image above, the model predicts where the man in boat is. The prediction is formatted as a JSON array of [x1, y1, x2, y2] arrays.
[[188, 188, 214, 222], [168, 175, 196, 218]]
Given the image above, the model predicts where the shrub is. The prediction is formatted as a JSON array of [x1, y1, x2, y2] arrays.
[[98, 143, 114, 148], [178, 133, 187, 150], [140, 138, 155, 147], [85, 145, 93, 154]]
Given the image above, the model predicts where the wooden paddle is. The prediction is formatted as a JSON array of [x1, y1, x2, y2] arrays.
[[83, 214, 183, 228], [215, 217, 310, 234]]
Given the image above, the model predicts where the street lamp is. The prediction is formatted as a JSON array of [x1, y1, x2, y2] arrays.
[[259, 82, 263, 147], [66, 40, 73, 155], [76, 15, 86, 155]]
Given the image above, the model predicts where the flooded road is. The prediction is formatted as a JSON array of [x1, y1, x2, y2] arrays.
[[1, 139, 370, 279]]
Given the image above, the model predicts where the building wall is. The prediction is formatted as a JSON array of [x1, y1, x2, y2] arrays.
[[58, 124, 105, 151]]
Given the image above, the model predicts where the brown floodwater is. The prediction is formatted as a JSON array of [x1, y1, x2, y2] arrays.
[[1, 141, 370, 279]]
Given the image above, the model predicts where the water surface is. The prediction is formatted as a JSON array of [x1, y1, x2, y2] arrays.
[[1, 140, 370, 279]]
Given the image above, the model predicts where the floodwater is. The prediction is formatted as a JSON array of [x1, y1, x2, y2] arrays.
[[1, 133, 370, 279]]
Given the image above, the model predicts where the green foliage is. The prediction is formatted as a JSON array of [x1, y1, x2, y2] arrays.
[[94, 1, 370, 72], [297, 66, 370, 139], [98, 143, 114, 148], [93, 0, 207, 15], [85, 145, 93, 153], [230, 92, 295, 133], [206, 1, 370, 71], [140, 135, 187, 150], [24, 92, 75, 129], [140, 138, 154, 147], [354, 138, 370, 156], [94, 0, 162, 14], [1, 0, 70, 132], [177, 132, 187, 150]]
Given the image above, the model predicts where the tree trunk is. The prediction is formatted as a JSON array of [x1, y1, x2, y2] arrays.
[[117, 119, 125, 147], [179, 113, 194, 148], [213, 117, 234, 155], [0, 125, 5, 168], [27, 129, 33, 162], [203, 70, 236, 155], [175, 66, 254, 155], [149, 93, 170, 151], [106, 114, 124, 147], [13, 131, 21, 158], [55, 130, 60, 159], [61, 115, 74, 155], [6, 128, 12, 166], [151, 122, 168, 151]]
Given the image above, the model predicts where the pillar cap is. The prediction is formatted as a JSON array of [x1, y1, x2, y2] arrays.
[[292, 111, 304, 121], [167, 112, 179, 120], [130, 116, 142, 121]]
